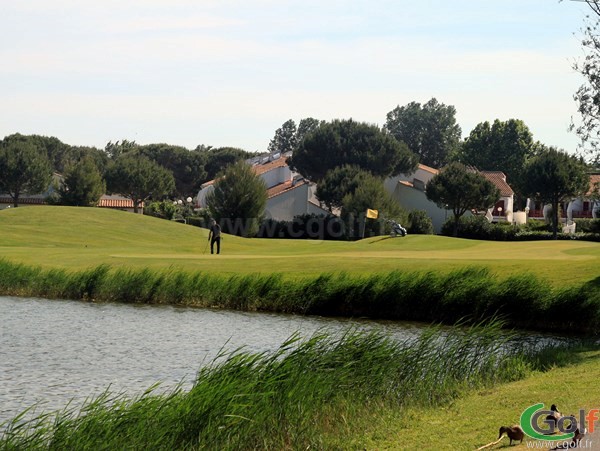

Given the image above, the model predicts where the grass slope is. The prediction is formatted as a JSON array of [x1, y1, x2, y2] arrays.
[[359, 349, 600, 450], [0, 206, 599, 285]]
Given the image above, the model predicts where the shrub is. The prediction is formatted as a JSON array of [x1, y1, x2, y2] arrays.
[[257, 214, 346, 240], [186, 217, 208, 228], [439, 215, 600, 242], [575, 218, 600, 234], [441, 215, 491, 239], [522, 218, 549, 232], [145, 201, 178, 220], [407, 210, 433, 234]]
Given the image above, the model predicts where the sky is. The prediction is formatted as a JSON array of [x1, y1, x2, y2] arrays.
[[0, 0, 594, 154]]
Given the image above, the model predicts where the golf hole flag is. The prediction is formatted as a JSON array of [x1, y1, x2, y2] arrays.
[[366, 209, 378, 219]]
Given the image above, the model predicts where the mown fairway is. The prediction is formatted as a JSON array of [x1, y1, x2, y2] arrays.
[[0, 206, 599, 286]]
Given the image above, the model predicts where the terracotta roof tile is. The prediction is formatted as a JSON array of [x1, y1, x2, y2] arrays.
[[418, 164, 439, 175], [0, 196, 45, 205], [98, 195, 142, 208], [253, 157, 289, 176], [0, 194, 141, 208], [479, 171, 514, 197], [588, 174, 600, 196], [201, 157, 289, 188], [267, 180, 307, 199]]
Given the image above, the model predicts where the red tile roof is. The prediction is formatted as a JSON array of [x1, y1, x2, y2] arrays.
[[253, 157, 289, 175], [588, 174, 600, 196], [418, 164, 439, 175], [98, 195, 141, 208], [0, 194, 141, 208], [202, 157, 289, 188], [479, 171, 514, 197], [267, 180, 307, 199], [0, 196, 45, 205]]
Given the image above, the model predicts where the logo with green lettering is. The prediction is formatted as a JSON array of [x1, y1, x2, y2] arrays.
[[520, 403, 576, 441]]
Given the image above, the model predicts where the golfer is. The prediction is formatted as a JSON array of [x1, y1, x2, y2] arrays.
[[208, 219, 221, 254]]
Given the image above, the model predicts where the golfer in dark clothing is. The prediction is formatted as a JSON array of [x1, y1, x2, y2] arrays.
[[208, 219, 221, 254]]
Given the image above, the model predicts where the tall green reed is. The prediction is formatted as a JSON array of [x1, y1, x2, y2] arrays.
[[0, 259, 598, 333], [0, 321, 572, 450]]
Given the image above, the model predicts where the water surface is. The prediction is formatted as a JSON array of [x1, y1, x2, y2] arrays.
[[1, 296, 426, 423]]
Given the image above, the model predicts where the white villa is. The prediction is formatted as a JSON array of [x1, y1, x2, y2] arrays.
[[196, 153, 329, 221], [384, 164, 515, 234], [527, 173, 600, 222]]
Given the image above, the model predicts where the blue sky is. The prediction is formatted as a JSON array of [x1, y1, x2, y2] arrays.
[[0, 0, 593, 154]]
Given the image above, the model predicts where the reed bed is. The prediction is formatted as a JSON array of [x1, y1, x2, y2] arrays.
[[0, 259, 598, 334], [0, 321, 575, 450]]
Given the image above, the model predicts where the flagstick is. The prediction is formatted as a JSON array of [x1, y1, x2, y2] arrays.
[[361, 214, 366, 239]]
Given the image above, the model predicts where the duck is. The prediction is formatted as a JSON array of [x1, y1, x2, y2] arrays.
[[546, 404, 562, 431], [550, 425, 586, 449], [498, 425, 524, 446], [572, 426, 586, 444]]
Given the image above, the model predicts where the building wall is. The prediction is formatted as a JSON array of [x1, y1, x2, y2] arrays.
[[492, 196, 514, 222], [389, 183, 450, 234], [307, 202, 330, 216], [386, 167, 515, 232], [261, 166, 291, 189], [568, 198, 599, 219], [265, 184, 312, 221], [196, 185, 214, 209]]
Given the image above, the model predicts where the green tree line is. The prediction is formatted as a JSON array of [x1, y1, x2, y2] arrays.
[[0, 134, 253, 209]]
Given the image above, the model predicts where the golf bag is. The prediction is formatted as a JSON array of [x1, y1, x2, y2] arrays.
[[387, 219, 407, 237]]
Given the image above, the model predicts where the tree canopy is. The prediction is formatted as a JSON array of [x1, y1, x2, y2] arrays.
[[522, 146, 589, 238], [267, 118, 322, 155], [268, 119, 297, 154], [137, 143, 207, 197], [295, 118, 321, 147], [0, 133, 97, 175], [105, 140, 138, 160], [459, 119, 535, 205], [201, 147, 253, 182], [316, 165, 372, 211], [0, 137, 53, 207], [426, 162, 500, 237], [105, 154, 175, 213], [206, 161, 267, 237], [384, 98, 461, 168], [341, 174, 404, 238], [28, 135, 72, 173], [568, 1, 600, 163], [57, 157, 106, 207], [291, 119, 418, 181]]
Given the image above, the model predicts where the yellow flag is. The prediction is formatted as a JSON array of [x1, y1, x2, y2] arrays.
[[366, 209, 378, 219]]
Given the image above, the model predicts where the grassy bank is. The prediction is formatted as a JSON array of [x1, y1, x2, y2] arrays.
[[359, 348, 600, 449], [1, 259, 599, 333], [1, 207, 599, 333], [0, 207, 599, 285], [0, 322, 582, 450]]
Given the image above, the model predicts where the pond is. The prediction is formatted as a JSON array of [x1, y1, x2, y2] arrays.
[[1, 296, 434, 424]]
